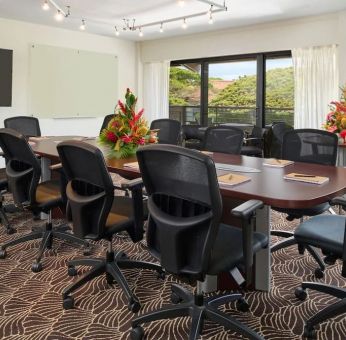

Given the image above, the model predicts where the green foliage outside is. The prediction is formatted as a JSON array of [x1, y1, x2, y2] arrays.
[[169, 66, 294, 109]]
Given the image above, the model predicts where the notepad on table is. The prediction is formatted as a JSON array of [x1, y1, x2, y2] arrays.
[[29, 136, 48, 142], [123, 162, 140, 170], [284, 173, 329, 185], [218, 173, 251, 186], [263, 159, 294, 167]]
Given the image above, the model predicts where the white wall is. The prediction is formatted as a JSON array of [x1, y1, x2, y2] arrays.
[[0, 18, 138, 137], [140, 11, 346, 85]]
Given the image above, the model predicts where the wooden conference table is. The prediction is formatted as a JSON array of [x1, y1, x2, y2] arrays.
[[31, 136, 346, 292]]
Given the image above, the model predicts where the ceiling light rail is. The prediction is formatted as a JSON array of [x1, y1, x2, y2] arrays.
[[41, 0, 228, 35]]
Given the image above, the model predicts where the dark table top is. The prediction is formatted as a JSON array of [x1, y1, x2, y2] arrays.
[[31, 136, 346, 210]]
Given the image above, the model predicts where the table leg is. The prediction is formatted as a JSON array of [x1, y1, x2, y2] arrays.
[[254, 204, 271, 291]]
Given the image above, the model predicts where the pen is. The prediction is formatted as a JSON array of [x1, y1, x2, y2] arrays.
[[294, 174, 316, 177]]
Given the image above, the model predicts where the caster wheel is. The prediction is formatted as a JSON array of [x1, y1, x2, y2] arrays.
[[298, 244, 305, 255], [31, 262, 43, 273], [128, 298, 141, 313], [171, 292, 183, 304], [236, 298, 250, 312], [131, 326, 144, 340], [303, 326, 317, 339], [67, 266, 77, 276], [63, 295, 74, 310], [83, 245, 91, 256], [157, 270, 165, 280], [6, 227, 16, 235], [0, 249, 7, 259], [314, 268, 324, 279], [295, 287, 307, 301], [106, 272, 115, 284]]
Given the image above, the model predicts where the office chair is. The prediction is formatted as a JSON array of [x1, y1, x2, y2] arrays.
[[204, 126, 244, 154], [57, 141, 164, 311], [4, 116, 41, 137], [241, 126, 265, 157], [150, 119, 181, 145], [99, 114, 114, 134], [0, 167, 13, 234], [264, 122, 293, 158], [272, 129, 338, 278], [181, 124, 203, 150], [293, 196, 346, 339], [131, 144, 268, 340], [0, 128, 88, 272]]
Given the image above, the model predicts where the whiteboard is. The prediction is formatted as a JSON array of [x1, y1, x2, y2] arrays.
[[29, 44, 118, 118]]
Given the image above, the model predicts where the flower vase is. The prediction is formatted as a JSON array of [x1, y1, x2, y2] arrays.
[[107, 146, 138, 159]]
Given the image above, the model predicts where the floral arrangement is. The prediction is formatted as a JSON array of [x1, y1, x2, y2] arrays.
[[99, 89, 158, 158], [323, 86, 346, 141]]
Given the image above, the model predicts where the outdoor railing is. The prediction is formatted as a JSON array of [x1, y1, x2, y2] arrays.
[[169, 105, 294, 127]]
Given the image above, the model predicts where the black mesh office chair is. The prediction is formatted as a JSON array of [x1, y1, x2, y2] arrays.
[[264, 122, 293, 158], [150, 119, 181, 145], [4, 116, 41, 137], [181, 124, 203, 150], [0, 167, 12, 234], [293, 196, 346, 339], [272, 129, 338, 278], [0, 128, 88, 272], [57, 141, 163, 311], [241, 126, 264, 157], [99, 114, 114, 134], [131, 144, 268, 340], [204, 126, 244, 154]]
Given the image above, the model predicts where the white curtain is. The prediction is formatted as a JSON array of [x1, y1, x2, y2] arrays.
[[143, 61, 170, 123], [292, 45, 339, 129]]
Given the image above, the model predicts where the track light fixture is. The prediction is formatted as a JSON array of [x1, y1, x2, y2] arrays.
[[42, 0, 50, 11], [80, 19, 86, 30], [41, 0, 227, 37]]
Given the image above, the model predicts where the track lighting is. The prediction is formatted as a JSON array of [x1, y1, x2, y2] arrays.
[[159, 23, 164, 33], [42, 0, 49, 11], [114, 26, 120, 36], [182, 18, 187, 29], [208, 14, 214, 24], [80, 19, 86, 30], [55, 10, 64, 21], [139, 28, 143, 37]]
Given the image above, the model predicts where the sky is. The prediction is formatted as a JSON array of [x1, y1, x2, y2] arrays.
[[209, 58, 292, 80]]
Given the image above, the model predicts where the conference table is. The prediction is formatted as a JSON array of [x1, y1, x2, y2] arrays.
[[30, 136, 346, 292]]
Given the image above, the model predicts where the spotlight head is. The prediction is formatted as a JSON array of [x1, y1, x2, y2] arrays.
[[80, 19, 86, 30], [55, 10, 64, 21], [42, 0, 50, 11], [182, 18, 187, 29]]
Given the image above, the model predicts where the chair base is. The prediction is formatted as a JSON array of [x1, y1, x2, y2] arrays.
[[62, 249, 164, 312], [270, 231, 325, 278], [0, 222, 89, 271], [131, 283, 263, 340], [295, 282, 346, 339]]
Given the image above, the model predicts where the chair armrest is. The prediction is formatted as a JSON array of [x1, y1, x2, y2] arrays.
[[231, 199, 264, 287], [231, 200, 264, 219], [121, 178, 144, 191], [330, 195, 346, 208], [49, 163, 62, 171]]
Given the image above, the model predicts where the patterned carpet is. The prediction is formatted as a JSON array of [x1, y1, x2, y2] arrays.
[[0, 190, 345, 339]]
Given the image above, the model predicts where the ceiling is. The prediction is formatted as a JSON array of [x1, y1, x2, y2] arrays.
[[0, 0, 345, 41]]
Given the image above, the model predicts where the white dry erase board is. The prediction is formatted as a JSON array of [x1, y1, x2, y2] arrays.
[[29, 44, 118, 118]]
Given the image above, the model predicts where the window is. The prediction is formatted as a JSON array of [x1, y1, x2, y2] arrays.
[[169, 51, 294, 128]]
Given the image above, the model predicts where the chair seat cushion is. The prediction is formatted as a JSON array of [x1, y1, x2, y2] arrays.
[[274, 202, 330, 219], [35, 180, 62, 209], [294, 215, 345, 256], [207, 224, 268, 275]]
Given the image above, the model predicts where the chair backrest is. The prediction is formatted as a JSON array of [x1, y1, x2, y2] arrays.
[[204, 126, 244, 154], [57, 141, 115, 239], [181, 124, 202, 140], [4, 116, 41, 137], [137, 144, 222, 281], [99, 114, 114, 134], [265, 122, 293, 158], [150, 119, 181, 145], [282, 129, 338, 166], [0, 128, 41, 204]]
